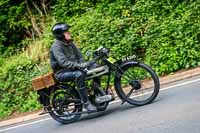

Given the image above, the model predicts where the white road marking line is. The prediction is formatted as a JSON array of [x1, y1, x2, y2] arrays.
[[111, 78, 200, 104], [1, 77, 200, 132], [0, 118, 51, 132]]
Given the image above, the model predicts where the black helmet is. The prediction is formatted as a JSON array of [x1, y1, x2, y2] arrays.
[[52, 23, 70, 40]]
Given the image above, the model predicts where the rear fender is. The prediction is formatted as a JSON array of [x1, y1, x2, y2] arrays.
[[37, 88, 51, 106], [36, 84, 69, 106], [37, 84, 80, 107]]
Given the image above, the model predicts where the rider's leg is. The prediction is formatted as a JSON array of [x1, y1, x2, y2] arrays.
[[74, 71, 97, 112], [92, 77, 101, 89], [55, 70, 97, 112]]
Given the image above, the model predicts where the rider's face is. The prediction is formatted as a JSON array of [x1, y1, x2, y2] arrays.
[[63, 32, 72, 42]]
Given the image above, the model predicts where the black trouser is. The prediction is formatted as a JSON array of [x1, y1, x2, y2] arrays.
[[55, 62, 100, 86], [56, 70, 86, 88], [55, 69, 100, 103], [56, 70, 100, 88]]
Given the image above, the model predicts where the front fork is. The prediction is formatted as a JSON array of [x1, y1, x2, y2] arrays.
[[113, 61, 140, 104]]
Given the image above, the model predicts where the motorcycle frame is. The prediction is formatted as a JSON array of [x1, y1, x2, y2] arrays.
[[37, 55, 139, 108], [93, 56, 140, 96]]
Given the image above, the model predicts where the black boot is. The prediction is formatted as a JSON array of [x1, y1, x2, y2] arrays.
[[84, 101, 97, 113], [79, 88, 97, 113]]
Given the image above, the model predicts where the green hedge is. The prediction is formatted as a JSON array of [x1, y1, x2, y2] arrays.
[[0, 0, 200, 119], [0, 55, 50, 118], [68, 0, 200, 75]]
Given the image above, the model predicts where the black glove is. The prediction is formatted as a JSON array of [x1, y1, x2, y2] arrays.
[[88, 59, 96, 66], [77, 60, 96, 70]]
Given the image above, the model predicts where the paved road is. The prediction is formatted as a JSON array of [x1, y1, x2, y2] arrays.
[[1, 76, 200, 133]]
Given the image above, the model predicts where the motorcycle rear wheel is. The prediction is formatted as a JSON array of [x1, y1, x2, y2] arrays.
[[47, 85, 82, 124]]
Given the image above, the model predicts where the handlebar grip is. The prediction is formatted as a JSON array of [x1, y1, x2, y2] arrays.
[[94, 54, 104, 61]]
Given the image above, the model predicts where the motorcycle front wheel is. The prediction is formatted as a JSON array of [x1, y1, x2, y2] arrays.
[[115, 62, 160, 106]]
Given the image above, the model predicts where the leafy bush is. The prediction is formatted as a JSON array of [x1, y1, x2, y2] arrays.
[[1, 0, 200, 119], [68, 0, 200, 75], [52, 0, 97, 21], [0, 53, 51, 118]]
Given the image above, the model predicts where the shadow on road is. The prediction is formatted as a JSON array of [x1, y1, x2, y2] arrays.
[[55, 98, 161, 126], [80, 98, 161, 122]]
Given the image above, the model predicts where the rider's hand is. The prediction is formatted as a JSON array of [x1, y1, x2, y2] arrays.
[[77, 60, 96, 70], [87, 60, 96, 66]]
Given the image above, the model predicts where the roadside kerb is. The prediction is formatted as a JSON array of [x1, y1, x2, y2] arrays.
[[159, 67, 200, 85], [1, 66, 200, 127]]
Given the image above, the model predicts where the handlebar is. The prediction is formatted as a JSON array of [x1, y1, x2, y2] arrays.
[[93, 48, 110, 62], [84, 47, 109, 71], [94, 47, 110, 57], [84, 47, 110, 67]]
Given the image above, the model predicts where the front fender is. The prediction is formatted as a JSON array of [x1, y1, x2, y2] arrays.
[[119, 60, 140, 69]]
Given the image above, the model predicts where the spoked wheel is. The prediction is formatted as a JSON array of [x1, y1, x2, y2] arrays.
[[47, 85, 82, 124], [115, 62, 160, 106]]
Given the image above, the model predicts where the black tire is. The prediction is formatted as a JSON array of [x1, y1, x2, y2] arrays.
[[47, 85, 82, 124], [115, 62, 160, 106]]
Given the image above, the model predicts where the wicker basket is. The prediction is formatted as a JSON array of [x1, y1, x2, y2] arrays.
[[32, 72, 57, 91]]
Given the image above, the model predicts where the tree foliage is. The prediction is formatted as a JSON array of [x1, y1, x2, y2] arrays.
[[0, 0, 51, 57]]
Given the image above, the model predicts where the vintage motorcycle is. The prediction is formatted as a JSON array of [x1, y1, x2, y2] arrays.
[[36, 47, 160, 124]]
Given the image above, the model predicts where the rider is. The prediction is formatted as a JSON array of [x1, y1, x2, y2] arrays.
[[50, 22, 97, 112]]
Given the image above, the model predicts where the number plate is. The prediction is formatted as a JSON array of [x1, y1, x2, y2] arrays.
[[122, 55, 137, 62]]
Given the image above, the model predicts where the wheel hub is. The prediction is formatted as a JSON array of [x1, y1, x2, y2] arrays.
[[129, 80, 141, 90]]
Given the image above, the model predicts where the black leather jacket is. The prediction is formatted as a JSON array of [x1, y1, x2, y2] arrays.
[[50, 40, 84, 74]]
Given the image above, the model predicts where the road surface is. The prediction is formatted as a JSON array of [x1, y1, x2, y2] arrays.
[[1, 76, 200, 133]]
